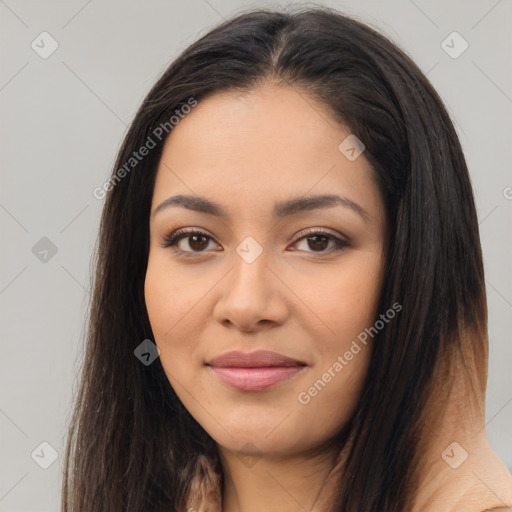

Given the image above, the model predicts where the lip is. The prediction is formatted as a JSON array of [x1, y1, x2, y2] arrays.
[[207, 350, 306, 368], [206, 350, 307, 391]]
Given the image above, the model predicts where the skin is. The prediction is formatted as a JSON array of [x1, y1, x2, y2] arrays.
[[144, 82, 388, 512]]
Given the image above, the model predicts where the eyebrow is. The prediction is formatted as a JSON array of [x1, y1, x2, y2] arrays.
[[152, 193, 372, 223]]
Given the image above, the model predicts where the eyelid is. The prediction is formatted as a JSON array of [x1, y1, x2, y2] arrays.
[[160, 227, 350, 255], [294, 227, 348, 243], [159, 227, 219, 254]]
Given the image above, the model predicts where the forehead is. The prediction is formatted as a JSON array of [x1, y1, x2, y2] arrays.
[[160, 84, 350, 165], [151, 84, 383, 222]]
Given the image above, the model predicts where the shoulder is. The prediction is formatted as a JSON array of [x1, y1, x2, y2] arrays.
[[412, 440, 512, 512]]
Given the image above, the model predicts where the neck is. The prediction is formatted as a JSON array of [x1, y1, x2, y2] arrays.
[[218, 443, 340, 512]]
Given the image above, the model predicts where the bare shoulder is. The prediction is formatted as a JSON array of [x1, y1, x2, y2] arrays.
[[413, 441, 512, 512]]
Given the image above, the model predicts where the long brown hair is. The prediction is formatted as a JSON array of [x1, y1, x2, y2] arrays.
[[62, 6, 488, 511]]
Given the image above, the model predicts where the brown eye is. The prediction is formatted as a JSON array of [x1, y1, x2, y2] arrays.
[[162, 229, 217, 253], [293, 230, 349, 254], [306, 235, 329, 251], [186, 234, 210, 251]]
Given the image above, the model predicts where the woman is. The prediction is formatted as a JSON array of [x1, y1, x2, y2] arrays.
[[62, 6, 512, 512]]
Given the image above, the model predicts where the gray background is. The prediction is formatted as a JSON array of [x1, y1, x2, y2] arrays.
[[0, 0, 511, 510]]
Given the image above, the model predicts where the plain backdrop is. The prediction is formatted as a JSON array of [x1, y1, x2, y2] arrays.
[[0, 0, 511, 510]]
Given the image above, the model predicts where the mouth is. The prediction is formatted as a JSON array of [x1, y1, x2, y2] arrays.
[[205, 350, 307, 391]]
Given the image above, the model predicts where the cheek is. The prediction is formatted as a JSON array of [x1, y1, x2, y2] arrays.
[[144, 252, 209, 339], [296, 350, 372, 433], [291, 251, 383, 412], [293, 249, 384, 344], [144, 256, 202, 369], [337, 249, 384, 309]]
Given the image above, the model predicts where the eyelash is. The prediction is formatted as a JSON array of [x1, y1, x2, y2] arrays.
[[160, 228, 349, 257]]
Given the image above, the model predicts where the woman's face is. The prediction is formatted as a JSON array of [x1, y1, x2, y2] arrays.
[[145, 83, 387, 458]]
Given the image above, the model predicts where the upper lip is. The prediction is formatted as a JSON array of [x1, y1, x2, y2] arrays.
[[206, 350, 307, 368]]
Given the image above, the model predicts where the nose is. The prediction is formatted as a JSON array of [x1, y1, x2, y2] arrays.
[[212, 247, 289, 333]]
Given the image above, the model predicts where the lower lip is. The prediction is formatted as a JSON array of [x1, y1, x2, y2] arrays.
[[209, 366, 305, 391]]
